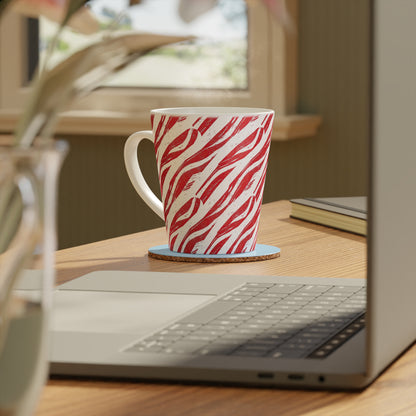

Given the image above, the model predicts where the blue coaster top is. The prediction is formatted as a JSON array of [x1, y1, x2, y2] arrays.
[[148, 244, 280, 263]]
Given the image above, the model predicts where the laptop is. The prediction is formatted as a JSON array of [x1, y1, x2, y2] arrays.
[[18, 0, 416, 389]]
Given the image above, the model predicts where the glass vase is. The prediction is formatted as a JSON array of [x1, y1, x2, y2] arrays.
[[0, 139, 67, 416]]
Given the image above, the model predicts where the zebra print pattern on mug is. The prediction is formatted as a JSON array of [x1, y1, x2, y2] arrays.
[[152, 112, 274, 255]]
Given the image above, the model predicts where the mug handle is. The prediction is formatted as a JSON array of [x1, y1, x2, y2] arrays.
[[124, 131, 164, 220]]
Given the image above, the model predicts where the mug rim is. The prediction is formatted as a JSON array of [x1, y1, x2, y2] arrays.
[[151, 107, 274, 116]]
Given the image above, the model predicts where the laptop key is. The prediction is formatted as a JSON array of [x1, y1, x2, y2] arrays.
[[146, 334, 182, 342], [275, 350, 306, 359], [326, 286, 360, 293], [196, 344, 239, 356], [231, 347, 270, 357], [256, 332, 292, 341], [266, 284, 302, 294], [297, 285, 330, 293], [244, 282, 275, 288], [178, 300, 242, 324], [168, 323, 201, 330], [221, 295, 252, 302], [128, 344, 164, 353], [209, 319, 238, 327], [164, 340, 209, 354], [219, 313, 250, 321]]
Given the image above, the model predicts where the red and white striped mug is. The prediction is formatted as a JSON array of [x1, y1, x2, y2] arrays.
[[124, 107, 274, 255]]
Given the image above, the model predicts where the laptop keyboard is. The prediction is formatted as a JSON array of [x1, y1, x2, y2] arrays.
[[125, 282, 366, 359]]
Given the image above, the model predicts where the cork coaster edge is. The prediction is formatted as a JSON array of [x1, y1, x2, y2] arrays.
[[148, 245, 280, 263], [148, 251, 280, 263]]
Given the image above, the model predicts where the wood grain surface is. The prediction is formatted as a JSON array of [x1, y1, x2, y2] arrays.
[[54, 201, 367, 284], [34, 200, 416, 416]]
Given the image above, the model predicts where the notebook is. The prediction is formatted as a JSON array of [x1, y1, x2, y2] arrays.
[[17, 0, 416, 389], [290, 197, 367, 235]]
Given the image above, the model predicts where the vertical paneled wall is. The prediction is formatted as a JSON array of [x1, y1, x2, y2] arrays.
[[263, 0, 370, 202], [58, 135, 164, 249], [57, 0, 371, 249]]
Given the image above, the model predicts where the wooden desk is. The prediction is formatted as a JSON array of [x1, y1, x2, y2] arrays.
[[36, 201, 416, 416]]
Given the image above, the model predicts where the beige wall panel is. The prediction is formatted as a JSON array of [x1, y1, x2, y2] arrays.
[[264, 0, 370, 202]]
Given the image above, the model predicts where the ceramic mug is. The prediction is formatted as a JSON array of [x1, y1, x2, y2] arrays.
[[124, 107, 274, 255]]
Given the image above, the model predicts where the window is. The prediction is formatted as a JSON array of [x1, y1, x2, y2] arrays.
[[0, 0, 321, 139], [38, 0, 249, 90]]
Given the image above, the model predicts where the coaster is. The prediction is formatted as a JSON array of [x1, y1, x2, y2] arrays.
[[148, 244, 280, 263]]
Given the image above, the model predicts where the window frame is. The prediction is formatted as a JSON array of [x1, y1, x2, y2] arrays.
[[0, 0, 321, 140]]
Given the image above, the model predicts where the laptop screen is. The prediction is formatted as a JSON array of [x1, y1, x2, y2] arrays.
[[367, 0, 416, 377]]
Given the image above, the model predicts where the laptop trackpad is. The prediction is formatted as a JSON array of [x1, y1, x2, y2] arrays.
[[52, 290, 213, 337]]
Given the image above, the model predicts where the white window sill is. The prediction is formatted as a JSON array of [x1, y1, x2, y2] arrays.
[[0, 110, 321, 141]]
